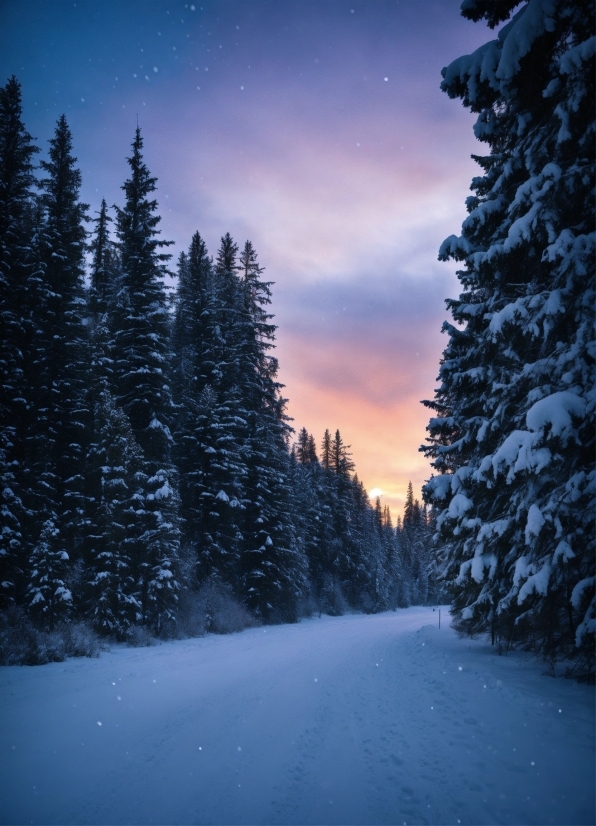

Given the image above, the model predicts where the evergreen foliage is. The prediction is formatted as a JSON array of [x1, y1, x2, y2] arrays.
[[0, 76, 38, 608], [112, 127, 174, 466], [86, 392, 143, 636], [422, 0, 595, 676], [111, 127, 180, 632], [28, 517, 72, 631], [172, 233, 214, 552], [29, 114, 89, 571]]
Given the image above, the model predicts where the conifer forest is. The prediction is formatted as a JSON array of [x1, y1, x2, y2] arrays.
[[0, 0, 594, 686], [0, 81, 437, 660]]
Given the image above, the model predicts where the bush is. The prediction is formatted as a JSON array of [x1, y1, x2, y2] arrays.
[[125, 624, 156, 647], [319, 575, 348, 617], [0, 608, 102, 666], [176, 579, 257, 637]]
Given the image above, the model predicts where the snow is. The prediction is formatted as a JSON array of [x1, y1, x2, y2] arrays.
[[496, 0, 556, 82], [525, 503, 545, 544], [559, 35, 596, 75], [518, 561, 551, 603], [0, 608, 593, 826], [526, 391, 586, 439], [448, 493, 473, 519]]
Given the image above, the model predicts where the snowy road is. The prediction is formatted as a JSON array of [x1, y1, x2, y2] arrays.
[[0, 607, 594, 825]]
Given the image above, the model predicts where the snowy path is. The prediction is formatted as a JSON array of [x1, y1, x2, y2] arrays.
[[0, 607, 593, 825]]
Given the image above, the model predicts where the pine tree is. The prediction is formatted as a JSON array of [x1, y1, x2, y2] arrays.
[[27, 115, 89, 603], [370, 497, 391, 611], [112, 127, 174, 465], [86, 393, 142, 635], [28, 516, 72, 631], [0, 76, 39, 607], [292, 429, 333, 609], [382, 505, 401, 609], [237, 241, 307, 621], [241, 364, 307, 622], [186, 234, 247, 588], [321, 433, 372, 611], [86, 198, 119, 495], [422, 0, 595, 673], [112, 127, 179, 631], [320, 429, 332, 470], [330, 429, 355, 477], [172, 232, 216, 556], [405, 485, 430, 604], [88, 198, 118, 319]]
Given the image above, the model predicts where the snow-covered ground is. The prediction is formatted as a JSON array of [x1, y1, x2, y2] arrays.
[[0, 607, 593, 825]]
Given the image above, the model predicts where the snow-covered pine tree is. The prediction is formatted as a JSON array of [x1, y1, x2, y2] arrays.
[[376, 500, 399, 609], [27, 115, 89, 610], [352, 476, 387, 612], [401, 482, 429, 605], [28, 516, 72, 631], [324, 431, 374, 611], [422, 0, 595, 673], [382, 504, 402, 609], [291, 429, 337, 610], [0, 76, 39, 607], [236, 240, 308, 622], [171, 232, 216, 556], [181, 234, 247, 588], [241, 419, 308, 622], [86, 198, 119, 488], [86, 392, 143, 636], [371, 497, 393, 612], [112, 127, 179, 631]]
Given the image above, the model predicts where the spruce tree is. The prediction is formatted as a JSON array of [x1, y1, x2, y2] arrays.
[[185, 234, 247, 588], [292, 429, 335, 610], [422, 0, 595, 673], [28, 516, 72, 631], [237, 241, 307, 621], [320, 429, 332, 470], [171, 232, 216, 556], [330, 429, 355, 477], [0, 76, 39, 607], [26, 114, 89, 620], [112, 127, 179, 631], [88, 198, 118, 319], [86, 198, 119, 489], [86, 393, 143, 636], [382, 505, 401, 609], [240, 363, 307, 622], [323, 431, 373, 611]]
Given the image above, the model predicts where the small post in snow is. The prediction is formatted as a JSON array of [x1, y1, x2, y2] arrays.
[[439, 609, 441, 629]]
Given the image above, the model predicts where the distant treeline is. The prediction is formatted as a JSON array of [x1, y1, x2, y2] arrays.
[[0, 76, 436, 657]]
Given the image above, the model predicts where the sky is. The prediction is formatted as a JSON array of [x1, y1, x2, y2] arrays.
[[0, 0, 494, 519]]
